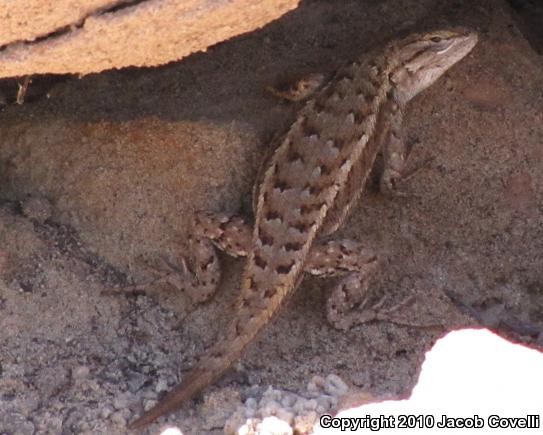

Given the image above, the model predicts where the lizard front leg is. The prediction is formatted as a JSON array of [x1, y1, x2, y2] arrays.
[[267, 72, 328, 102], [117, 212, 250, 303]]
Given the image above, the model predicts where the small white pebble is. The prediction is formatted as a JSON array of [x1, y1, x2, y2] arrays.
[[245, 397, 258, 409], [316, 395, 333, 410], [324, 374, 349, 396], [280, 394, 296, 408], [275, 408, 294, 425], [47, 416, 63, 432], [259, 416, 293, 435], [292, 398, 306, 414], [110, 411, 127, 426], [224, 374, 349, 435], [237, 418, 258, 435], [294, 411, 318, 433], [113, 392, 132, 410], [223, 409, 247, 435], [307, 375, 326, 397], [79, 421, 91, 431], [308, 375, 326, 389], [143, 399, 158, 412], [140, 389, 159, 400], [100, 406, 113, 419], [72, 366, 90, 380], [155, 378, 169, 393], [307, 381, 319, 395], [260, 399, 281, 416], [316, 405, 327, 414], [263, 386, 275, 397], [87, 380, 100, 392], [303, 399, 318, 411], [262, 387, 282, 402]]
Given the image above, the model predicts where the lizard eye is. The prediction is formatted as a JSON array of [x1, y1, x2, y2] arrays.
[[430, 36, 442, 43]]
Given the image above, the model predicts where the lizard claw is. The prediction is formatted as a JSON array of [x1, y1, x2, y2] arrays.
[[177, 255, 191, 275], [380, 158, 433, 199]]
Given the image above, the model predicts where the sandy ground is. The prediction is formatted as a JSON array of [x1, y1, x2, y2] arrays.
[[1, 0, 542, 434]]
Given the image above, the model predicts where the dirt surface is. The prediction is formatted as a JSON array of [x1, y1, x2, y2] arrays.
[[0, 0, 300, 78], [1, 0, 542, 434]]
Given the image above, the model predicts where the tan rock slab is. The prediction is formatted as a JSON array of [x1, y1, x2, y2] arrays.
[[0, 0, 300, 78]]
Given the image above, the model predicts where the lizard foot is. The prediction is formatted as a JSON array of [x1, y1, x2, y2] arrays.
[[266, 72, 327, 102]]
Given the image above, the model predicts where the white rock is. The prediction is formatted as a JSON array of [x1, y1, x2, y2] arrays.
[[110, 411, 127, 425], [223, 409, 247, 435], [155, 377, 169, 393], [245, 397, 258, 409], [324, 374, 349, 396], [113, 392, 132, 409], [280, 393, 296, 407], [303, 399, 318, 411], [143, 399, 158, 411], [258, 416, 293, 435], [72, 365, 90, 380], [274, 408, 294, 425], [260, 399, 281, 416], [294, 411, 318, 433]]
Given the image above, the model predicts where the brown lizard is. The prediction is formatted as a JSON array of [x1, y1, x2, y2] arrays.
[[129, 28, 478, 429]]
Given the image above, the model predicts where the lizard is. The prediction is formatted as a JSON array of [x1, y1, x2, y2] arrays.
[[129, 28, 478, 429]]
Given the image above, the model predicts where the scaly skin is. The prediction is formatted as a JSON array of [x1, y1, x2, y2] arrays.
[[129, 29, 478, 429]]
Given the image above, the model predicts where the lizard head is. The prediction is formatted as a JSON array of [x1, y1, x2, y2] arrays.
[[390, 29, 478, 103]]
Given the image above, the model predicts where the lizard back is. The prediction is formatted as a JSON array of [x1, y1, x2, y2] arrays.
[[240, 52, 396, 314]]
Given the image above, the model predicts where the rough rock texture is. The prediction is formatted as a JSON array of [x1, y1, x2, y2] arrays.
[[0, 0, 122, 46], [0, 0, 300, 78], [0, 0, 542, 434]]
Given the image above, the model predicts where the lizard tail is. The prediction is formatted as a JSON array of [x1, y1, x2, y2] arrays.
[[128, 357, 233, 429], [128, 304, 272, 429]]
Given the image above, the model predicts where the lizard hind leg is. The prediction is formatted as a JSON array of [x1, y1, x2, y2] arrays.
[[192, 211, 251, 258], [305, 239, 379, 331], [113, 211, 252, 303]]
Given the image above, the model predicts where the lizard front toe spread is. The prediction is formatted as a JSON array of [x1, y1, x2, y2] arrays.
[[129, 29, 478, 429]]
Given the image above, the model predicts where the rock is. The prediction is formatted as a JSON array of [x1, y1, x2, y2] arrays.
[[0, 0, 301, 78]]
